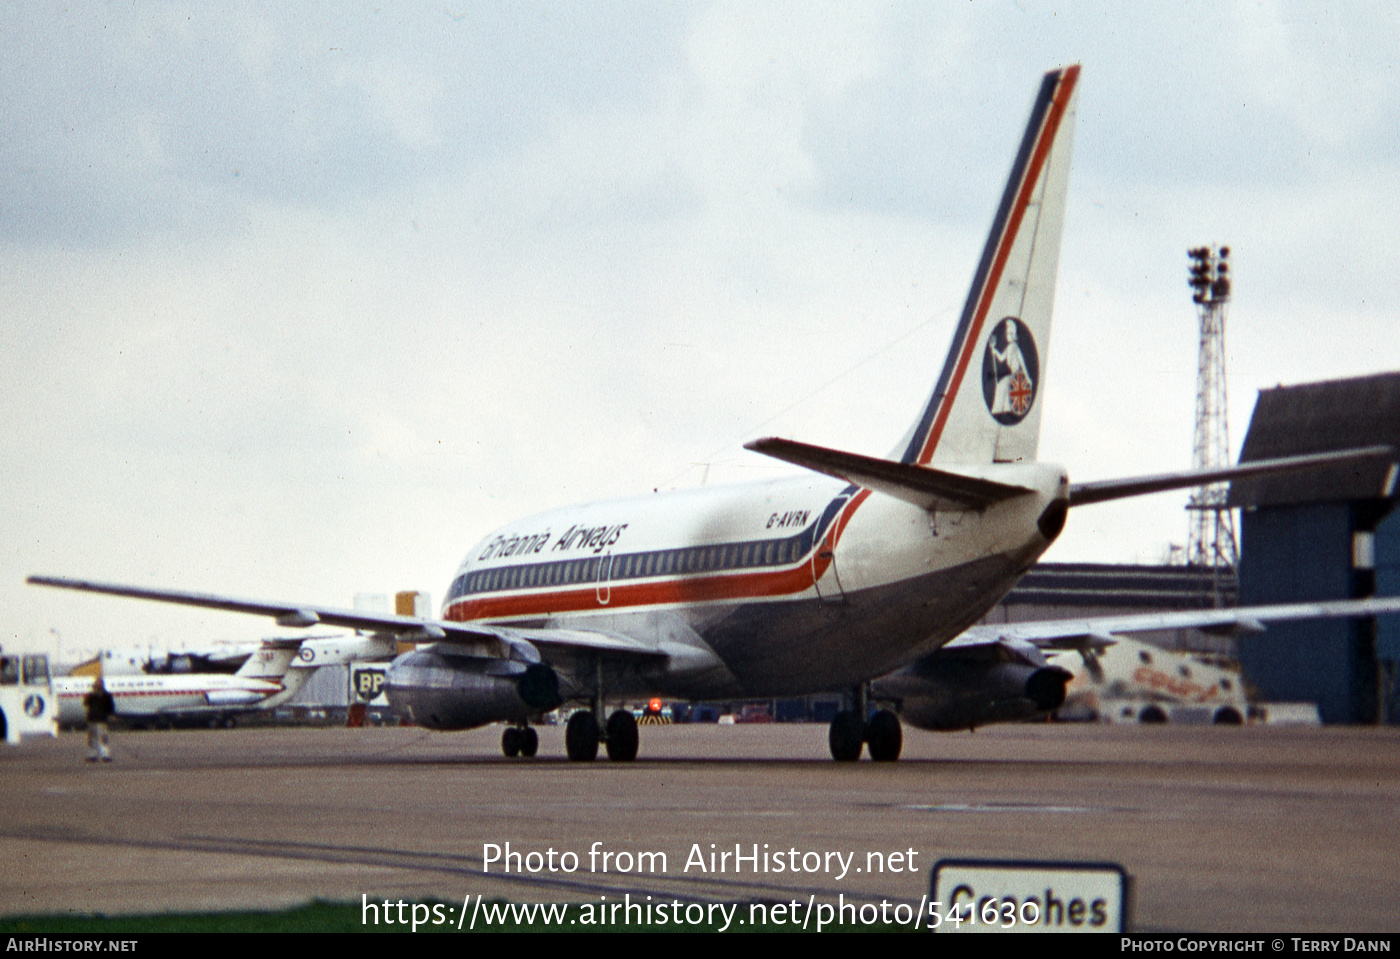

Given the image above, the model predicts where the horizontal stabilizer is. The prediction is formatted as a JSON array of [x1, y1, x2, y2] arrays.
[[1067, 445, 1394, 507], [947, 594, 1400, 650], [745, 437, 1035, 510]]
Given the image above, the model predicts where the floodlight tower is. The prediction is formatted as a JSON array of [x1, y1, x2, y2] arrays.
[[1186, 245, 1239, 585]]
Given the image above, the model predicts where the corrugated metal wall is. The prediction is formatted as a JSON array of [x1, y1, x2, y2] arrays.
[[1236, 503, 1382, 723]]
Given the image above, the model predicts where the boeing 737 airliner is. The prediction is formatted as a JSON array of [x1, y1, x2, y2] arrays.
[[29, 66, 1396, 761]]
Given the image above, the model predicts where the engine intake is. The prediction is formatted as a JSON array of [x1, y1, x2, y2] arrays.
[[384, 648, 561, 731]]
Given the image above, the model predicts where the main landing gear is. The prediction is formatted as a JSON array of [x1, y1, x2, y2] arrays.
[[561, 656, 641, 762], [565, 711, 598, 761], [829, 708, 903, 761], [563, 708, 639, 762], [829, 685, 903, 761]]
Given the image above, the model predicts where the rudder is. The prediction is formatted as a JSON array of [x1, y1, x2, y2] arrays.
[[234, 639, 301, 680], [896, 65, 1079, 467]]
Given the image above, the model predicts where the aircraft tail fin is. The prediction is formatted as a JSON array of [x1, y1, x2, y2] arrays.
[[895, 65, 1079, 467], [233, 639, 302, 680], [258, 634, 398, 710]]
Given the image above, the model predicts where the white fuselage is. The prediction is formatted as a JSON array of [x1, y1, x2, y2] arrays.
[[441, 463, 1067, 699], [54, 673, 284, 726]]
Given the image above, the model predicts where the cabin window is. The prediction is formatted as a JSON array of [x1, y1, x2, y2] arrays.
[[23, 655, 49, 684]]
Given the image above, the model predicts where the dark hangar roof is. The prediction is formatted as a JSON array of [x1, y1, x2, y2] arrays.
[[1228, 372, 1400, 508]]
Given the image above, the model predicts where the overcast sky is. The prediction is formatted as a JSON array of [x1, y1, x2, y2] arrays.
[[5, 2, 1399, 659]]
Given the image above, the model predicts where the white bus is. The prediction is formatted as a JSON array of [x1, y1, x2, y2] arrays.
[[0, 649, 58, 743]]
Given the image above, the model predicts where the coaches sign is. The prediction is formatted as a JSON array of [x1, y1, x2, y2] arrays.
[[930, 858, 1130, 933]]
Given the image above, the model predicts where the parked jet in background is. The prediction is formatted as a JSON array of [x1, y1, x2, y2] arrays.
[[29, 65, 1395, 761], [55, 634, 393, 727], [70, 643, 260, 680]]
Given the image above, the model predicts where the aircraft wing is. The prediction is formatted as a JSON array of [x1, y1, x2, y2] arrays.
[[945, 595, 1400, 652], [25, 575, 667, 663]]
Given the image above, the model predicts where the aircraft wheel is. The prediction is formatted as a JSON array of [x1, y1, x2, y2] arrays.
[[828, 710, 864, 761], [520, 726, 539, 757], [605, 709, 639, 762], [565, 711, 600, 762], [1138, 704, 1168, 724], [866, 709, 902, 762], [501, 726, 522, 757], [1213, 706, 1243, 725]]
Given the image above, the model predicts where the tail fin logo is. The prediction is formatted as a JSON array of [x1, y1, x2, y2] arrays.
[[981, 316, 1039, 425]]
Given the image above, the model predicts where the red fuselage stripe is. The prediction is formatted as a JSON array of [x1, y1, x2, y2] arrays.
[[446, 489, 877, 622]]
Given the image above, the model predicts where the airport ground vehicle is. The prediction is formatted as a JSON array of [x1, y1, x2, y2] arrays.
[[1, 649, 57, 743]]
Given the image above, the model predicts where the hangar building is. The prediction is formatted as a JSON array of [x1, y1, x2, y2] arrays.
[[1228, 372, 1400, 724]]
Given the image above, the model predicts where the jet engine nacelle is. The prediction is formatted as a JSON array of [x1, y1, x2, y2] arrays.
[[384, 647, 562, 731], [875, 657, 1072, 732]]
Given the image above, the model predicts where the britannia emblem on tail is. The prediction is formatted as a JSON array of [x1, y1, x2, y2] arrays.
[[981, 316, 1039, 425]]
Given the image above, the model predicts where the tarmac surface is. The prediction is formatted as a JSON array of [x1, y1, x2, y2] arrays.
[[2, 721, 1398, 932]]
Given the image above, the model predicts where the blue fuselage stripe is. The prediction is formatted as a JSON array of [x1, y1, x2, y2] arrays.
[[447, 486, 857, 605]]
